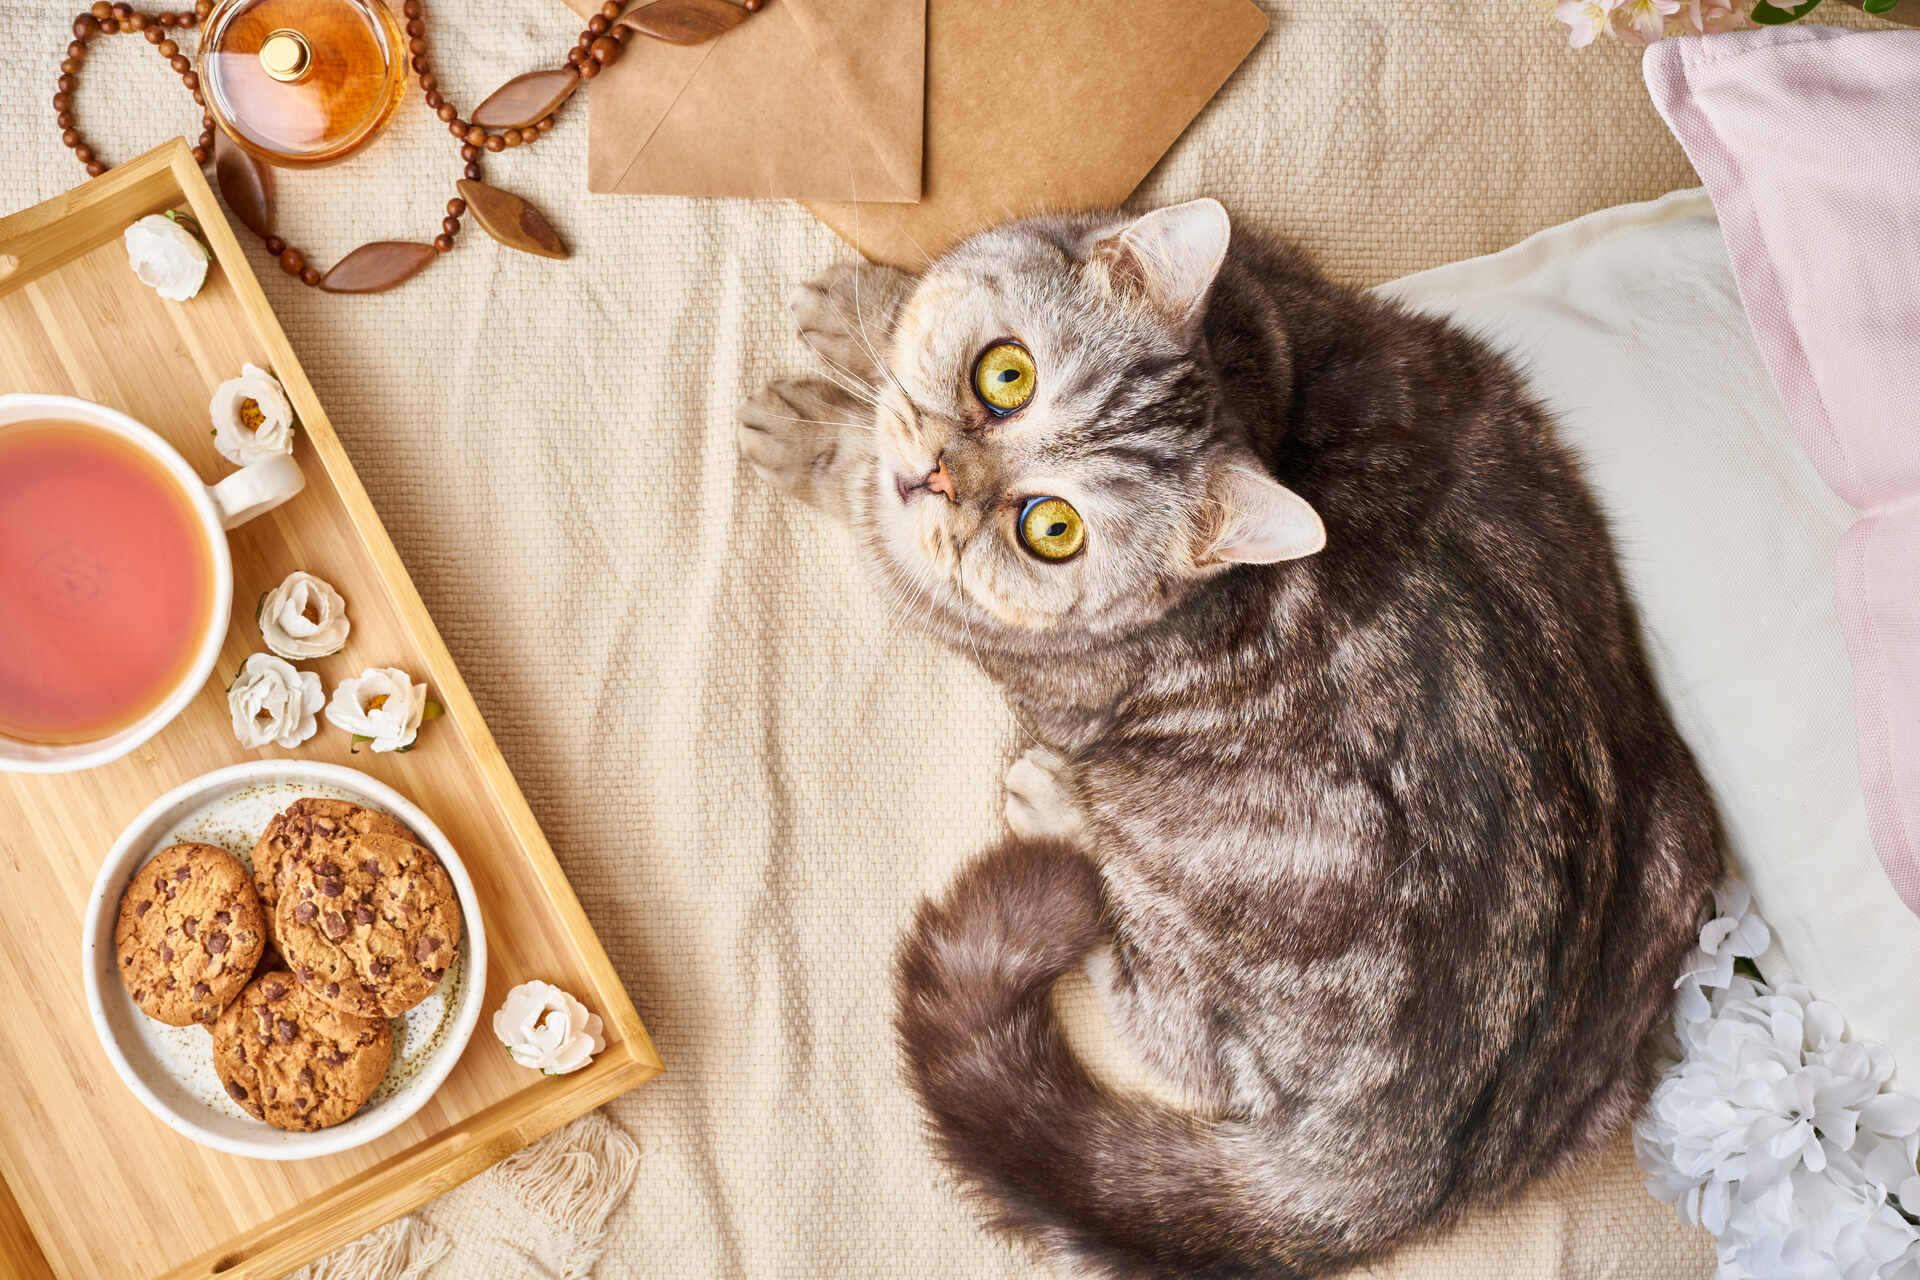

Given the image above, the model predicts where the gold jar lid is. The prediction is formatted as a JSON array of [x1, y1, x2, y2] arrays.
[[198, 0, 406, 168]]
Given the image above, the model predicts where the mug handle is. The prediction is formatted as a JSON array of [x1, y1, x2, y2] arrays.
[[208, 454, 305, 529]]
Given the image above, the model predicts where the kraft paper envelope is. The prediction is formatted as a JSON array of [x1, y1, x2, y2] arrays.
[[574, 0, 927, 203], [805, 0, 1269, 268]]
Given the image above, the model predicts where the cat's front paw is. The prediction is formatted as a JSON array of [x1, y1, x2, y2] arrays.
[[791, 262, 912, 386], [1005, 747, 1086, 842], [737, 377, 871, 521]]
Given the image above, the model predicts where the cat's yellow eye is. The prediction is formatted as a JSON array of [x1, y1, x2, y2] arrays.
[[1018, 496, 1085, 561], [973, 341, 1037, 415]]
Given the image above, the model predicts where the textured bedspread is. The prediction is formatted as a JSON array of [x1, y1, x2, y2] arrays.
[[12, 1, 1865, 1273]]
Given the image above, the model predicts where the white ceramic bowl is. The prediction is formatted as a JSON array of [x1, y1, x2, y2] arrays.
[[81, 761, 488, 1160]]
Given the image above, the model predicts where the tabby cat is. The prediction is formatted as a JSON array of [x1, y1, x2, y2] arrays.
[[736, 199, 1720, 1278]]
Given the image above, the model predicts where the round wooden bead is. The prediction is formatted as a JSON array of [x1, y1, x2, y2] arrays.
[[192, 89, 205, 105], [433, 234, 453, 253], [446, 197, 466, 216], [62, 57, 81, 72], [483, 133, 504, 152], [56, 111, 75, 128], [61, 129, 80, 147], [157, 11, 175, 25], [179, 12, 197, 26], [437, 103, 457, 122], [89, 2, 111, 19], [586, 14, 609, 34], [111, 3, 132, 18], [143, 24, 163, 41], [441, 216, 459, 234], [744, 0, 763, 10], [87, 160, 106, 176], [411, 56, 428, 74], [187, 147, 204, 165], [170, 54, 189, 72], [408, 36, 425, 55], [300, 266, 321, 286], [424, 90, 442, 109], [98, 17, 118, 33], [601, 0, 621, 17], [590, 36, 619, 65], [197, 130, 213, 148], [263, 236, 286, 255], [72, 15, 97, 39], [405, 18, 424, 36], [460, 144, 478, 161], [194, 0, 212, 17], [566, 47, 586, 67], [403, 0, 421, 16], [58, 74, 77, 92], [448, 119, 468, 137], [465, 124, 486, 145], [419, 72, 436, 91], [577, 30, 594, 49], [463, 161, 481, 180], [128, 11, 148, 29], [157, 37, 177, 56], [503, 128, 522, 147], [68, 39, 88, 58], [577, 59, 599, 79], [536, 116, 554, 133], [182, 71, 198, 90], [279, 248, 304, 275], [74, 144, 94, 163], [52, 92, 72, 112]]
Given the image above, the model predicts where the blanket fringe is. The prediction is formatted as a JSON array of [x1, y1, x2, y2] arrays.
[[493, 1111, 642, 1280], [289, 1216, 450, 1280]]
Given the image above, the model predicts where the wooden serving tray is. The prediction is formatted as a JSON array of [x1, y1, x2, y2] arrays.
[[0, 141, 662, 1280]]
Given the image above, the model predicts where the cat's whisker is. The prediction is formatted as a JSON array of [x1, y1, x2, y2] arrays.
[[758, 410, 876, 434]]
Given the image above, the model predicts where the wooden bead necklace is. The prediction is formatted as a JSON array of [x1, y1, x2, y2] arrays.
[[52, 0, 764, 293]]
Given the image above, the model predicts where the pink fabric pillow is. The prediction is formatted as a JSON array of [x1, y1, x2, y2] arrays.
[[1646, 27, 1920, 915]]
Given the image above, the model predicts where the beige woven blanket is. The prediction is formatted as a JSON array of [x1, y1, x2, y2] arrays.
[[20, 2, 1887, 1274]]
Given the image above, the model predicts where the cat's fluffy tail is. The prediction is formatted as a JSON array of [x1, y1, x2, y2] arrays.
[[895, 837, 1373, 1280]]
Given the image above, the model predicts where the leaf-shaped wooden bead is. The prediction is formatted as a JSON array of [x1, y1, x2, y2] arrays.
[[318, 242, 438, 293], [456, 180, 569, 260], [618, 0, 749, 45], [470, 69, 582, 130], [214, 134, 274, 238]]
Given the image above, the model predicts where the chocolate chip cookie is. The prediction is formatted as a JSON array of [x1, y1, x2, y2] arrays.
[[250, 798, 415, 944], [211, 969, 391, 1132], [114, 842, 267, 1026], [276, 831, 462, 1018]]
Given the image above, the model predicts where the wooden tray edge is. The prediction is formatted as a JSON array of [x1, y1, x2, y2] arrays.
[[163, 1043, 662, 1280]]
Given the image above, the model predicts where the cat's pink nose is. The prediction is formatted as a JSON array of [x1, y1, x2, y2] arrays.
[[924, 456, 957, 502]]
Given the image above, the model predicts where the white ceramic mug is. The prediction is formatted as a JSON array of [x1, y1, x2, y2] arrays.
[[0, 392, 304, 774]]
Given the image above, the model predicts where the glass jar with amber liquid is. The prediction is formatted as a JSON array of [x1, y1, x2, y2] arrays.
[[199, 0, 405, 167]]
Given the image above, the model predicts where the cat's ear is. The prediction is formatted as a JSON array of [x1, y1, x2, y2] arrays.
[[1097, 198, 1231, 328], [1197, 462, 1325, 567]]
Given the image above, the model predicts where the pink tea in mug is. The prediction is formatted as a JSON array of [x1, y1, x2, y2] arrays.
[[0, 421, 214, 744]]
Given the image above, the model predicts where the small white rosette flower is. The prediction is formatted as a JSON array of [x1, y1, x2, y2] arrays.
[[123, 212, 210, 301], [211, 363, 297, 466], [493, 980, 606, 1075], [228, 653, 323, 749], [258, 570, 350, 660], [326, 666, 428, 753]]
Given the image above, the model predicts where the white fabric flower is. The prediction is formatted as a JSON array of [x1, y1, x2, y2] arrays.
[[492, 980, 605, 1075], [123, 212, 209, 301], [227, 653, 322, 750], [211, 363, 296, 466], [257, 571, 350, 660], [1636, 879, 1920, 1278], [325, 666, 427, 753]]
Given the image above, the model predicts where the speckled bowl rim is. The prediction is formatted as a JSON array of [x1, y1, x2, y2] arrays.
[[81, 760, 488, 1161]]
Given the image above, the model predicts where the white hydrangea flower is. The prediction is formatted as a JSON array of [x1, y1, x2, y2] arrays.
[[227, 653, 322, 750], [123, 212, 210, 301], [325, 666, 428, 753], [211, 363, 296, 467], [257, 570, 350, 660], [492, 980, 605, 1075], [1636, 879, 1920, 1279]]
